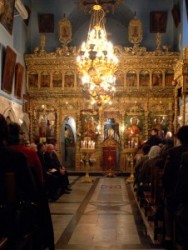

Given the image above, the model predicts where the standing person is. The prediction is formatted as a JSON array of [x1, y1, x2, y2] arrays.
[[163, 125, 188, 250]]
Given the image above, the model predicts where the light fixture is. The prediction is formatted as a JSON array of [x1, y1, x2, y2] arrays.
[[77, 4, 118, 106], [15, 0, 28, 20]]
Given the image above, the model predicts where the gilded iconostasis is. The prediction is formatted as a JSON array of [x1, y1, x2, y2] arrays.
[[1, 0, 188, 173]]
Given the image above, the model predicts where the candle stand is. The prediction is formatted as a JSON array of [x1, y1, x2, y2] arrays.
[[80, 148, 95, 183], [123, 148, 137, 184]]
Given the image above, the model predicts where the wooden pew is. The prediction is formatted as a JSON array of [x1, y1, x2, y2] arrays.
[[134, 166, 165, 243]]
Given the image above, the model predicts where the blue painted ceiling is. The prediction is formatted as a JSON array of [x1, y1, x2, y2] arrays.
[[27, 0, 180, 53]]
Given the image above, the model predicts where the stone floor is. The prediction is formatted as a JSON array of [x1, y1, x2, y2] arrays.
[[49, 176, 165, 250]]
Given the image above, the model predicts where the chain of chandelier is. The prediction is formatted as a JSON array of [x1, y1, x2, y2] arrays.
[[77, 4, 118, 106]]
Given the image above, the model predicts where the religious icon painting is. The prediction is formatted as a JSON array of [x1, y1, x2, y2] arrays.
[[40, 71, 50, 88], [152, 70, 162, 87], [150, 11, 167, 33], [1, 46, 17, 94], [64, 71, 74, 88], [0, 0, 15, 34], [14, 63, 24, 99], [165, 69, 174, 86], [38, 13, 54, 33], [53, 71, 62, 88], [114, 70, 124, 87], [139, 70, 149, 87], [28, 72, 38, 89], [126, 70, 137, 87]]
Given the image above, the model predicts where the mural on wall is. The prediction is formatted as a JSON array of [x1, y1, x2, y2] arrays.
[[80, 109, 98, 141]]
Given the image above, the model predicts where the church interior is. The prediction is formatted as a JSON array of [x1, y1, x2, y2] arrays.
[[0, 0, 188, 249]]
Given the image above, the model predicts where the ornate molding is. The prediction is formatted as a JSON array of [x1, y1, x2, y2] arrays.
[[128, 15, 143, 46], [59, 16, 72, 46], [77, 0, 124, 13]]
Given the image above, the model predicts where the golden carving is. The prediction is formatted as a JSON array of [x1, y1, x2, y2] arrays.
[[155, 32, 162, 51], [59, 16, 72, 46], [128, 15, 143, 47], [78, 0, 124, 13], [25, 34, 181, 171]]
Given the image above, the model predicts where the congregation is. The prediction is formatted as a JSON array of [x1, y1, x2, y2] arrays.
[[0, 114, 72, 250], [134, 126, 188, 250], [1, 111, 188, 250]]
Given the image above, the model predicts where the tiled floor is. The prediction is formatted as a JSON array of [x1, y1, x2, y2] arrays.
[[49, 176, 165, 250]]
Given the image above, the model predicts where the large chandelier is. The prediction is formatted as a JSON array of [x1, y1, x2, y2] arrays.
[[77, 4, 118, 106]]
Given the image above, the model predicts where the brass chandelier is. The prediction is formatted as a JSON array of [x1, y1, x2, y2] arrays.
[[77, 4, 118, 106]]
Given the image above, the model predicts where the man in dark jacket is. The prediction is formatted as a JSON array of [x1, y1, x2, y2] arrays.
[[146, 128, 162, 146], [44, 144, 72, 196]]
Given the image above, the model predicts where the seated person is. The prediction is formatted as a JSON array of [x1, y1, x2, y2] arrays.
[[44, 144, 72, 197], [0, 115, 55, 250], [134, 143, 151, 188], [37, 142, 61, 201], [137, 145, 162, 187]]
